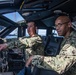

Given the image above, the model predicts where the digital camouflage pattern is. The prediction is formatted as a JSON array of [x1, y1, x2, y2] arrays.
[[7, 34, 44, 60], [31, 31, 76, 75]]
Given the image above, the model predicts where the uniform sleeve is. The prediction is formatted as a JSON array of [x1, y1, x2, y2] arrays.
[[43, 55, 76, 74], [26, 36, 43, 47], [7, 38, 26, 49], [19, 36, 43, 47], [7, 37, 34, 49], [25, 36, 44, 55], [33, 36, 44, 55], [31, 41, 76, 74], [44, 42, 76, 74]]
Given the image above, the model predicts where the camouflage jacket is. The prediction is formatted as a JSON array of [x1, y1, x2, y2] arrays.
[[31, 31, 76, 75], [7, 34, 44, 60]]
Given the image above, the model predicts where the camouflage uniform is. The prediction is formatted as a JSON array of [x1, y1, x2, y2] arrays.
[[31, 31, 76, 75], [7, 34, 44, 61]]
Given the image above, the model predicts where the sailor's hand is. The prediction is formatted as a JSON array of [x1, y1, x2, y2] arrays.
[[26, 56, 33, 67], [0, 43, 7, 51], [25, 55, 44, 67]]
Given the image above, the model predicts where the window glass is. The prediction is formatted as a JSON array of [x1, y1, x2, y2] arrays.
[[52, 29, 58, 37], [0, 25, 6, 32], [0, 0, 14, 4], [25, 29, 46, 37], [3, 12, 24, 23], [25, 29, 29, 37], [52, 29, 63, 37], [5, 28, 18, 39], [38, 29, 46, 36]]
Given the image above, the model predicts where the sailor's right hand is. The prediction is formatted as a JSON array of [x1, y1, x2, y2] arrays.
[[0, 43, 7, 51]]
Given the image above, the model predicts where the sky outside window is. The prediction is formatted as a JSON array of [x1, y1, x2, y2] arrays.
[[3, 12, 24, 22]]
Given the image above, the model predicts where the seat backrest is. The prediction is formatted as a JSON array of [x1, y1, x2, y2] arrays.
[[44, 35, 63, 56], [32, 66, 59, 75]]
